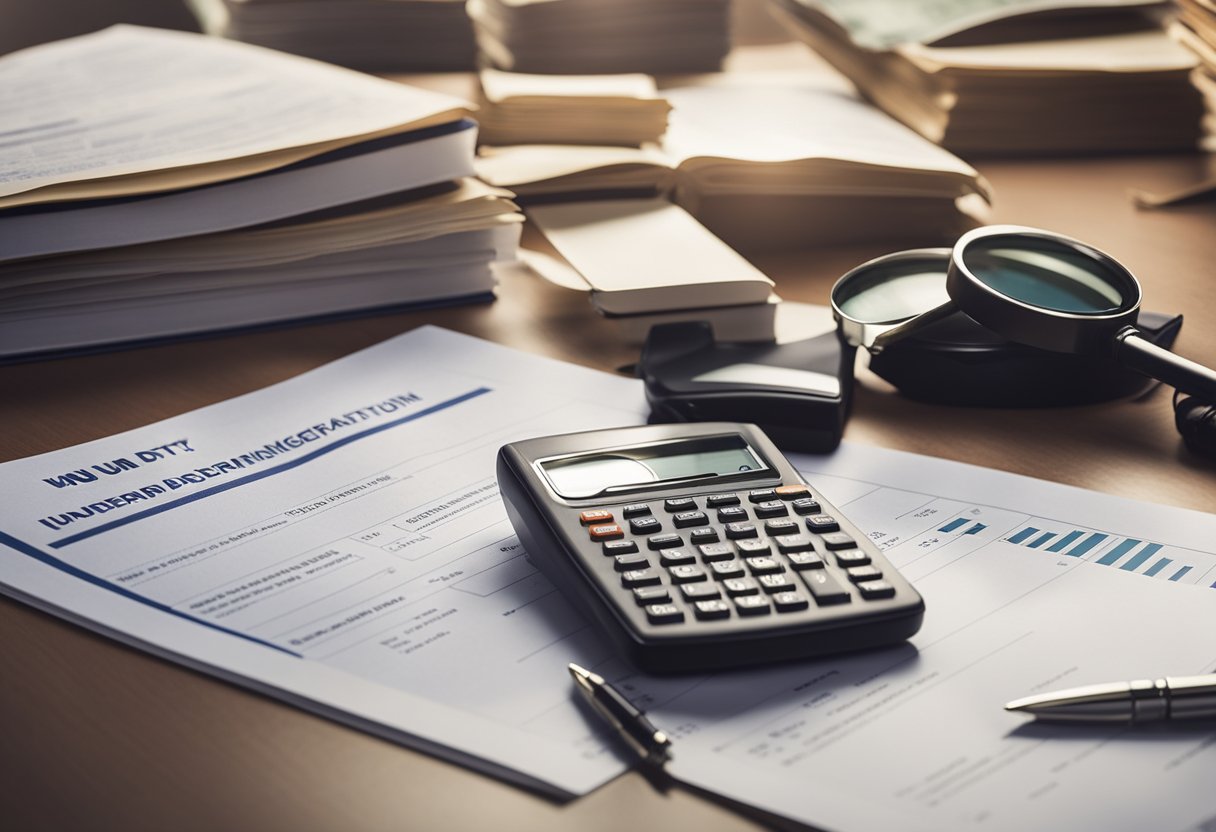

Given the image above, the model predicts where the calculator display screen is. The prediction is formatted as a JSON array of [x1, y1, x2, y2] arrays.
[[539, 434, 770, 499]]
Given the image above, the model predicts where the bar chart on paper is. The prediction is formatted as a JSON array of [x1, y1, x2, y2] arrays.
[[792, 465, 1216, 591]]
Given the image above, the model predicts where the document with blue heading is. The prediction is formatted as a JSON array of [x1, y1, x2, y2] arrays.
[[2, 326, 1215, 829]]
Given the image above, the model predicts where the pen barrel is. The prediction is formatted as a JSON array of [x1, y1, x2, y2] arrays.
[[594, 684, 669, 763], [1165, 676, 1216, 720]]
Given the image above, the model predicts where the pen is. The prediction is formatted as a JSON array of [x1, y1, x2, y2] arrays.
[[1005, 673, 1216, 723], [568, 663, 672, 766]]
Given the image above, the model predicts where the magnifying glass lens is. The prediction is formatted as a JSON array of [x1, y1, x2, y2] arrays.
[[834, 261, 950, 324], [960, 235, 1127, 315]]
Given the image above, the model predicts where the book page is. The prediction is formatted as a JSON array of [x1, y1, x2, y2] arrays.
[[798, 0, 1158, 49], [662, 85, 982, 180], [479, 69, 658, 101], [0, 26, 469, 206], [901, 27, 1197, 71], [474, 144, 673, 187]]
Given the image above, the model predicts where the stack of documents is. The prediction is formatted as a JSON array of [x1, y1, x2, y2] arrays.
[[1174, 0, 1216, 134], [768, 0, 1207, 154], [468, 0, 731, 74], [0, 27, 522, 360], [188, 0, 477, 71], [526, 199, 781, 342], [476, 70, 672, 146], [478, 82, 991, 252]]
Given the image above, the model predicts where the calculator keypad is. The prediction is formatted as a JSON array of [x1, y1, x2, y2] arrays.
[[580, 484, 904, 630]]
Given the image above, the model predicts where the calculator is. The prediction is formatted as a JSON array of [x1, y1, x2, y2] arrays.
[[497, 423, 924, 673]]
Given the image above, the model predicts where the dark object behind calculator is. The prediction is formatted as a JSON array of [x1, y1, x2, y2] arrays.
[[639, 322, 854, 453], [869, 310, 1183, 407], [497, 423, 923, 674]]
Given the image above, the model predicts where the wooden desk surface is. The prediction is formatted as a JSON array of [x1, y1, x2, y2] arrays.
[[2, 66, 1216, 832]]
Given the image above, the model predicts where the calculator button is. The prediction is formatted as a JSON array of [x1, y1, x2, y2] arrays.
[[633, 586, 671, 606], [709, 560, 746, 579], [846, 565, 884, 583], [787, 551, 825, 570], [748, 489, 777, 503], [775, 534, 814, 553], [579, 509, 614, 525], [589, 524, 624, 541], [602, 539, 639, 556], [754, 501, 789, 519], [821, 532, 858, 551], [764, 519, 799, 536], [668, 564, 708, 584], [805, 515, 841, 534], [673, 511, 710, 528], [647, 533, 684, 550], [698, 543, 735, 562], [717, 506, 749, 523], [680, 583, 722, 601], [622, 503, 651, 518], [734, 538, 770, 556], [646, 603, 685, 624], [693, 599, 731, 620], [659, 548, 697, 567], [745, 556, 784, 575], [791, 498, 822, 515], [734, 595, 771, 616], [725, 522, 758, 540], [664, 497, 697, 512], [629, 516, 662, 535], [689, 527, 720, 545], [706, 493, 741, 507], [801, 569, 851, 605], [759, 574, 797, 594], [621, 569, 661, 588], [833, 549, 870, 567], [722, 577, 760, 596], [614, 554, 650, 572], [772, 591, 810, 612], [776, 485, 810, 500], [858, 580, 897, 600]]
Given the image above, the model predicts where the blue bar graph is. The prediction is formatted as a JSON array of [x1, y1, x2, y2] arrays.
[[939, 518, 968, 533], [1120, 543, 1162, 572], [1097, 538, 1141, 566], [1169, 566, 1193, 582], [1067, 533, 1108, 558], [1007, 527, 1039, 544], [1028, 532, 1056, 548], [964, 523, 987, 535], [1144, 558, 1173, 577], [1046, 530, 1084, 553]]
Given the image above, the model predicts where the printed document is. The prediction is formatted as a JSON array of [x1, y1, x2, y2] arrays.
[[2, 328, 1215, 829]]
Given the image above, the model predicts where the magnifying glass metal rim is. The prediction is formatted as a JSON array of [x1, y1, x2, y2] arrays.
[[947, 224, 1143, 355], [830, 247, 955, 352]]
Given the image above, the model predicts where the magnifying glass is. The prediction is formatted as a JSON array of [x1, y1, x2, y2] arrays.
[[831, 225, 1216, 401]]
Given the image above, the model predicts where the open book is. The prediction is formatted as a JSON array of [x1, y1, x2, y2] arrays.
[[477, 83, 990, 251]]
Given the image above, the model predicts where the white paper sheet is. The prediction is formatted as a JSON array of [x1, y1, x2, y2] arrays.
[[641, 443, 1216, 832], [0, 327, 645, 796], [0, 25, 467, 199]]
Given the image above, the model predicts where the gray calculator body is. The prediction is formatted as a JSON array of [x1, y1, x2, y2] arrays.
[[497, 422, 923, 673]]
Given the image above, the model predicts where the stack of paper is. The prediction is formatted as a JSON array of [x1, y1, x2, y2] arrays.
[[527, 199, 782, 342], [1174, 0, 1216, 134], [188, 0, 477, 71], [768, 0, 1207, 154], [476, 70, 672, 146], [477, 82, 991, 252], [468, 0, 731, 74], [0, 27, 522, 360]]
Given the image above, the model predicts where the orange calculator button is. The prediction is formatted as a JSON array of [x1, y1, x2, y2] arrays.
[[776, 485, 809, 499], [588, 524, 624, 541], [579, 509, 614, 525]]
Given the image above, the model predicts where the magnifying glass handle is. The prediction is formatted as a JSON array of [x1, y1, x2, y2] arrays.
[[1114, 327, 1216, 401]]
